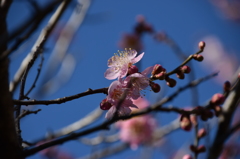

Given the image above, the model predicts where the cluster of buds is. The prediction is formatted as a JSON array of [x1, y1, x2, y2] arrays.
[[176, 65, 191, 80], [151, 64, 177, 88], [192, 41, 206, 62], [209, 93, 225, 116]]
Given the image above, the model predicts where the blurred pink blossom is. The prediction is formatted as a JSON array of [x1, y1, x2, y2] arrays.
[[116, 98, 157, 149], [201, 36, 238, 83], [211, 0, 240, 23], [104, 49, 144, 80]]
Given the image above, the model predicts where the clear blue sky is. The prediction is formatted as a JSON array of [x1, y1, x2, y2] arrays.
[[7, 0, 240, 158]]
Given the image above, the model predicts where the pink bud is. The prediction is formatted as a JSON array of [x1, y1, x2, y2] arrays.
[[196, 55, 204, 61], [128, 65, 139, 75], [100, 99, 112, 110], [197, 145, 206, 153], [182, 154, 193, 159], [150, 82, 161, 93], [198, 128, 207, 138], [198, 41, 206, 50], [181, 66, 191, 74], [176, 71, 185, 79], [211, 93, 225, 105], [154, 72, 166, 80], [152, 64, 164, 75], [166, 78, 177, 87], [223, 81, 231, 92], [190, 145, 197, 152], [180, 115, 192, 131]]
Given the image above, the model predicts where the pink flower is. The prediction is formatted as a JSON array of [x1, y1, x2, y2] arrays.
[[104, 49, 144, 80], [105, 80, 137, 119], [116, 98, 157, 149], [117, 115, 157, 149], [124, 66, 153, 99]]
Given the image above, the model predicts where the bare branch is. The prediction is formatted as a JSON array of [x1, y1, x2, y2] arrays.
[[14, 87, 108, 105]]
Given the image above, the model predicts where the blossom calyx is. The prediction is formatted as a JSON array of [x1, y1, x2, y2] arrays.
[[100, 99, 112, 110], [128, 65, 139, 75]]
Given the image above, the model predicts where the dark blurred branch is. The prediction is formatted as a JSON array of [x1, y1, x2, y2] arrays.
[[9, 0, 70, 93], [22, 73, 216, 157], [15, 109, 41, 122], [0, 1, 24, 158], [207, 78, 240, 159], [0, 0, 62, 61]]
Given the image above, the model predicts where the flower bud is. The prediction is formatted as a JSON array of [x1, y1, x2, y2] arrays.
[[150, 82, 161, 93], [211, 93, 225, 105], [197, 145, 206, 153], [176, 71, 185, 79], [196, 55, 204, 61], [198, 128, 207, 138], [152, 64, 164, 75], [166, 78, 177, 87], [180, 65, 191, 74], [213, 105, 222, 117], [190, 145, 197, 152], [182, 154, 193, 159], [223, 81, 231, 92], [180, 114, 192, 131], [128, 65, 139, 75], [154, 72, 166, 80], [198, 41, 206, 50], [100, 99, 112, 110]]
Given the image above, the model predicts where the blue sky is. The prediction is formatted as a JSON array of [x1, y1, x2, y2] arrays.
[[7, 0, 240, 158]]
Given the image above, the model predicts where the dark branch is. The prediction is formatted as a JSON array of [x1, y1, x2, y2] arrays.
[[14, 87, 108, 105]]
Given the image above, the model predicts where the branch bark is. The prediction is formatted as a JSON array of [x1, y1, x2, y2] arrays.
[[0, 1, 24, 158]]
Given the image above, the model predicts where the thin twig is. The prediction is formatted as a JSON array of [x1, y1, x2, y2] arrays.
[[15, 109, 41, 122], [22, 73, 216, 157], [25, 53, 44, 96]]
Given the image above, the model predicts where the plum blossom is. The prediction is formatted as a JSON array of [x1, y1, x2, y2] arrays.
[[104, 49, 144, 80], [124, 66, 153, 99], [105, 80, 137, 120], [116, 98, 157, 149]]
